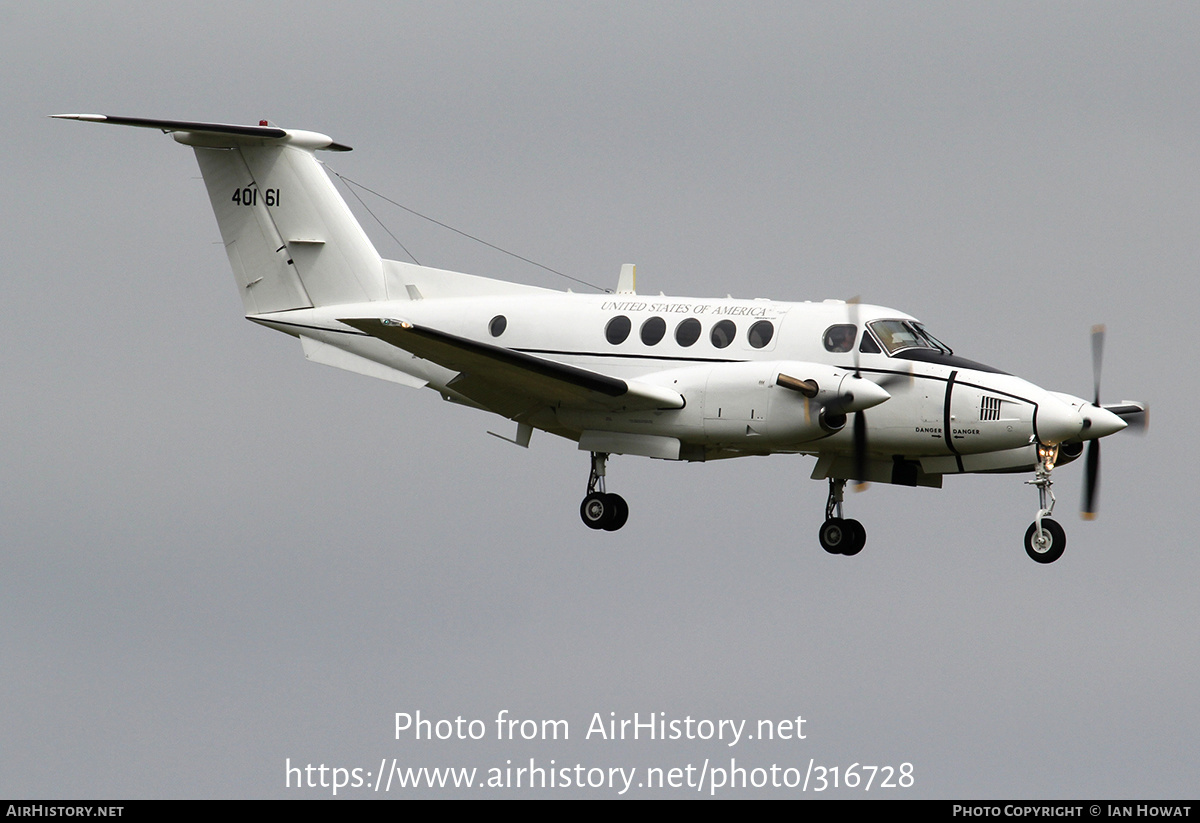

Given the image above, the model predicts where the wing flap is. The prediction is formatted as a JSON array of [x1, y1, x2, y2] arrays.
[[340, 318, 684, 412]]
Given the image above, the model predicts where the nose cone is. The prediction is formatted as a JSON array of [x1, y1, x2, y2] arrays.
[[1081, 405, 1127, 440], [1034, 394, 1084, 445], [837, 374, 892, 412]]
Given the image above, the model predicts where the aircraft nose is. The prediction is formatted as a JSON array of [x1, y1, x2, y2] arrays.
[[1081, 404, 1127, 440], [1034, 394, 1084, 444]]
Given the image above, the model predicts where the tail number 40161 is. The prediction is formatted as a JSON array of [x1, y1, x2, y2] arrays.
[[231, 187, 281, 207]]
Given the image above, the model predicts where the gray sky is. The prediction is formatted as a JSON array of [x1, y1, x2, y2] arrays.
[[2, 1, 1195, 798]]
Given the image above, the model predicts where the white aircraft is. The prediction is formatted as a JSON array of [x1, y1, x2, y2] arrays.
[[56, 114, 1147, 563]]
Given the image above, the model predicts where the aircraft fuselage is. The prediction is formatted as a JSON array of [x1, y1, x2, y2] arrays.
[[252, 289, 1103, 483]]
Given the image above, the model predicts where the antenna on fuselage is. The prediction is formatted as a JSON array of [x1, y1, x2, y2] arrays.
[[616, 264, 636, 295]]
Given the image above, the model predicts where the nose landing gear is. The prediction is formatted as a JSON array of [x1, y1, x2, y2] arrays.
[[819, 478, 866, 556], [580, 451, 628, 531], [1024, 443, 1066, 563]]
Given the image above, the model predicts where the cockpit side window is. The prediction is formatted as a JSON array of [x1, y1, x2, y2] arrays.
[[823, 324, 857, 353]]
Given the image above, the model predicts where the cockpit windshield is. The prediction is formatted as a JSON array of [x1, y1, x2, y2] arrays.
[[866, 320, 953, 356]]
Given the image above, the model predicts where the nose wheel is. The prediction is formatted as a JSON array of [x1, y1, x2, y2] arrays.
[[1024, 518, 1065, 563], [580, 452, 628, 531], [819, 478, 867, 556]]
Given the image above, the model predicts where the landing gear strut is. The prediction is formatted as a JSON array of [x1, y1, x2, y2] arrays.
[[819, 478, 866, 556], [580, 451, 628, 531], [1024, 443, 1066, 563]]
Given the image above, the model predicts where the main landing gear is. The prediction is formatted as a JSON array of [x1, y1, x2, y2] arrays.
[[819, 478, 866, 556], [1023, 443, 1066, 564], [580, 451, 628, 531]]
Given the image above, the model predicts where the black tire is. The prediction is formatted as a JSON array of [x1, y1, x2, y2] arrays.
[[1024, 518, 1066, 563], [580, 492, 608, 530], [603, 494, 629, 531], [842, 518, 866, 556], [819, 519, 847, 554]]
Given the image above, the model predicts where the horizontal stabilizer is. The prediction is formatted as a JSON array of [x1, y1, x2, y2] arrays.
[[50, 114, 352, 151], [341, 318, 685, 412], [300, 336, 428, 389]]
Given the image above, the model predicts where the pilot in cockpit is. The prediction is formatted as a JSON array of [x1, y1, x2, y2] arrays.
[[823, 324, 857, 353]]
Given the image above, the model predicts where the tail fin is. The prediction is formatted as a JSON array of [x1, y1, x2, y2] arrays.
[[53, 115, 386, 314]]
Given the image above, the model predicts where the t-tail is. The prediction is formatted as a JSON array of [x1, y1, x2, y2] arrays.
[[52, 114, 387, 314]]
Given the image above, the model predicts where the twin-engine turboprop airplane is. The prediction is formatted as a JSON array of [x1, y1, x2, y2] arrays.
[[56, 114, 1147, 563]]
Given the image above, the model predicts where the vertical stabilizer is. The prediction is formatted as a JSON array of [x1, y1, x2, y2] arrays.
[[53, 115, 387, 313], [194, 142, 386, 312], [192, 146, 314, 314]]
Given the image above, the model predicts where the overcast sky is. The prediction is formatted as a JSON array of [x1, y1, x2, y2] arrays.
[[2, 1, 1196, 798]]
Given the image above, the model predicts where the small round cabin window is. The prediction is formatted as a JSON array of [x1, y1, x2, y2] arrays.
[[489, 315, 507, 337], [747, 320, 774, 349], [675, 318, 701, 347], [711, 319, 736, 349], [605, 315, 632, 344], [641, 316, 666, 345]]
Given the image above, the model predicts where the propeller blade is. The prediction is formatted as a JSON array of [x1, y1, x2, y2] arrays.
[[1082, 439, 1100, 519], [852, 410, 869, 490], [875, 367, 913, 391], [1091, 324, 1105, 405], [847, 296, 862, 378], [846, 296, 876, 489]]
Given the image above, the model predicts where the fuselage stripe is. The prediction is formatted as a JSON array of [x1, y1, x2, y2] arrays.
[[944, 370, 962, 468]]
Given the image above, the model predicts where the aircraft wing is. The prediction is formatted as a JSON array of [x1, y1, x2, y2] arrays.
[[340, 318, 684, 414]]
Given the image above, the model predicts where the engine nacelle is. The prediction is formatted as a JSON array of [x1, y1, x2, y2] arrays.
[[556, 360, 878, 449], [694, 360, 882, 445]]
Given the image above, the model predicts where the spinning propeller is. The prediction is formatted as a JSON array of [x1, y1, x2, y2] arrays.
[[776, 298, 903, 489], [1080, 324, 1147, 519], [846, 297, 870, 488], [843, 298, 912, 488], [1081, 325, 1105, 519]]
